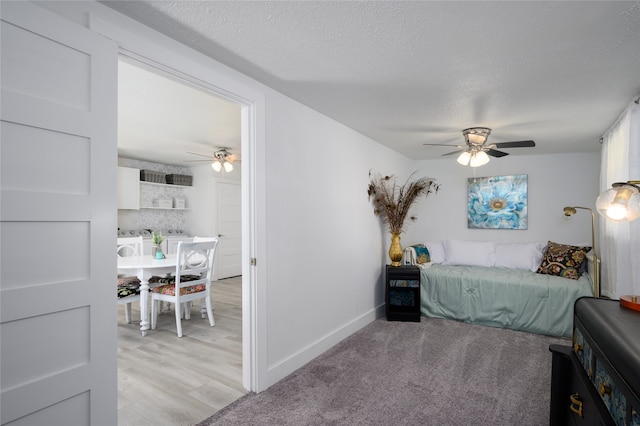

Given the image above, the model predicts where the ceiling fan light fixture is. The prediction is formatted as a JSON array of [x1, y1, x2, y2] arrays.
[[463, 127, 491, 145], [457, 151, 471, 165], [425, 126, 533, 168], [469, 151, 490, 167], [211, 160, 222, 172], [223, 161, 234, 172]]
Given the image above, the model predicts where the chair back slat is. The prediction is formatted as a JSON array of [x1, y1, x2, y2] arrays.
[[175, 240, 219, 291], [117, 236, 143, 257]]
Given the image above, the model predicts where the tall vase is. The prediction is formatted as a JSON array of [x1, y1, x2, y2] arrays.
[[388, 232, 403, 267]]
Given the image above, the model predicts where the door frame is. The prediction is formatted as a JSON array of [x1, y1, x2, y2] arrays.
[[113, 46, 262, 391], [89, 6, 268, 392]]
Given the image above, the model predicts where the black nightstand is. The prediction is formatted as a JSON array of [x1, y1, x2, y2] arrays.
[[385, 265, 421, 322]]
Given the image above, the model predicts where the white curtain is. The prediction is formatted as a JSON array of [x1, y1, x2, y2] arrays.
[[599, 99, 640, 298]]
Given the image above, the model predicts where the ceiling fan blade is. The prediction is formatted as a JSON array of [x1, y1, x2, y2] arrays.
[[486, 149, 509, 158], [423, 143, 464, 147], [227, 154, 241, 163], [442, 150, 464, 157], [183, 159, 213, 162], [493, 140, 535, 148], [187, 151, 215, 159]]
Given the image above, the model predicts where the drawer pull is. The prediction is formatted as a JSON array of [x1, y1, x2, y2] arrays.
[[570, 393, 584, 418], [599, 383, 612, 396], [573, 342, 584, 353]]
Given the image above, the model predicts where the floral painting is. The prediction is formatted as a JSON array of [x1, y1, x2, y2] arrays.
[[467, 174, 528, 229]]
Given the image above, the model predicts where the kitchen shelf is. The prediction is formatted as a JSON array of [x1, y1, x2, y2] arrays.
[[140, 181, 192, 189], [140, 207, 191, 211]]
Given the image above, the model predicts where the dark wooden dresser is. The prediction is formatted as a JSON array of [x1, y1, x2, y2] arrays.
[[549, 297, 640, 426]]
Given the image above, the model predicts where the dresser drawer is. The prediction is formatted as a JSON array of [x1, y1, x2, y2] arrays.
[[549, 344, 614, 426], [573, 325, 594, 379], [568, 356, 614, 425], [594, 357, 627, 426]]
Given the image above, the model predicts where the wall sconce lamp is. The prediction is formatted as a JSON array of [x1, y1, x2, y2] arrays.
[[563, 206, 599, 298], [595, 181, 640, 222]]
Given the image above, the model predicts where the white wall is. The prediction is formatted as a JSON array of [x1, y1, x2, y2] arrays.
[[263, 92, 414, 376], [405, 152, 601, 248]]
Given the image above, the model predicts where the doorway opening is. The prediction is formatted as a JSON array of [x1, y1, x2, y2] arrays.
[[116, 54, 250, 424]]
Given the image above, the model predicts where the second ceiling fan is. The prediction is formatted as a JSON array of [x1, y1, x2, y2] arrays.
[[185, 147, 240, 172], [423, 127, 535, 167]]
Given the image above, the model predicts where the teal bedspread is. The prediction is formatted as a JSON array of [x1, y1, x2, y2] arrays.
[[420, 265, 594, 337]]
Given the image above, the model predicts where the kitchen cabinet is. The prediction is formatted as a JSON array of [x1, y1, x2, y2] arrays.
[[117, 166, 140, 210], [118, 167, 192, 211]]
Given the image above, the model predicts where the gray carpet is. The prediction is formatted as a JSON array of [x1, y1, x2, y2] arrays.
[[197, 317, 568, 426]]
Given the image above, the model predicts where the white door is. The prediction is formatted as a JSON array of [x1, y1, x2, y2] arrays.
[[214, 179, 242, 278], [1, 3, 118, 425]]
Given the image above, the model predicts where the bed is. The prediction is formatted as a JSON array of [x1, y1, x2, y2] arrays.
[[407, 240, 595, 337]]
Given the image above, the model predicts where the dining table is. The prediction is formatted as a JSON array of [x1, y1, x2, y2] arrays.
[[117, 254, 177, 336]]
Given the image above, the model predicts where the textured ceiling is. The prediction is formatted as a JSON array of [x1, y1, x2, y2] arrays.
[[105, 0, 640, 164]]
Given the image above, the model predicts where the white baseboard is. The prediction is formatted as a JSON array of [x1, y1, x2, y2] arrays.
[[263, 304, 385, 390]]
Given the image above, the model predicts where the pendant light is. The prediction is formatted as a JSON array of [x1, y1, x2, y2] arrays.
[[595, 181, 640, 221]]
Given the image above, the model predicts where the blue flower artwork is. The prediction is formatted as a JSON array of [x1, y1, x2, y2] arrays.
[[467, 175, 528, 230]]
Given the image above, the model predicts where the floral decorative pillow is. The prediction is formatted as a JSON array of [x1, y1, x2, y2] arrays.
[[536, 241, 591, 280], [411, 244, 431, 264]]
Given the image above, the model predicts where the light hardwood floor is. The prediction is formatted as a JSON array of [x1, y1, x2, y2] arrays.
[[117, 276, 246, 426]]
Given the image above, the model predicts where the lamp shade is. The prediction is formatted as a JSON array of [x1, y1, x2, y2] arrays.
[[223, 161, 234, 172], [469, 151, 490, 167], [596, 183, 640, 221], [457, 151, 471, 165], [211, 161, 222, 172]]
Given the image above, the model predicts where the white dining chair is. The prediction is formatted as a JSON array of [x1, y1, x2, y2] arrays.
[[117, 236, 143, 259], [117, 236, 143, 324], [191, 236, 221, 312], [150, 239, 218, 337]]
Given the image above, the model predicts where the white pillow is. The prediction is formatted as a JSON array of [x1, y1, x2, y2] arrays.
[[495, 242, 546, 272], [444, 240, 496, 267], [424, 241, 445, 264]]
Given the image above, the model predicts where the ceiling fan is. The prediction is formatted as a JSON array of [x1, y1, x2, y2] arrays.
[[423, 127, 535, 167], [185, 147, 240, 172]]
